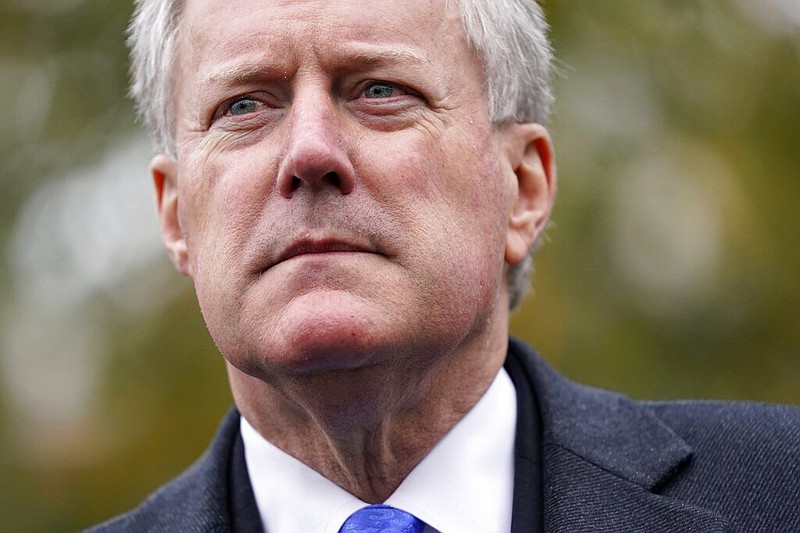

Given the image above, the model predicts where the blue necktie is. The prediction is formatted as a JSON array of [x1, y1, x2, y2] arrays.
[[339, 504, 426, 533]]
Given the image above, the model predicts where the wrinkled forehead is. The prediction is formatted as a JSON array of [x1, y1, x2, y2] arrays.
[[177, 0, 468, 64], [168, 0, 487, 128]]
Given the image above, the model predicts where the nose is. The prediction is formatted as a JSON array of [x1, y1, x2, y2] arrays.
[[277, 95, 356, 198]]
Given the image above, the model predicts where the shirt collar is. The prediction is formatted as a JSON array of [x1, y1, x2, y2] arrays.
[[241, 368, 517, 533]]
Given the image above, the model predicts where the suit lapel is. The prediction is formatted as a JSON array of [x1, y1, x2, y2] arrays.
[[230, 431, 266, 533], [542, 442, 728, 533], [506, 339, 730, 533]]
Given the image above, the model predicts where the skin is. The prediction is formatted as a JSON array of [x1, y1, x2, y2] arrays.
[[153, 0, 556, 502]]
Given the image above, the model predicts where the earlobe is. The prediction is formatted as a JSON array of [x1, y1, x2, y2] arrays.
[[152, 154, 192, 277], [503, 123, 557, 265]]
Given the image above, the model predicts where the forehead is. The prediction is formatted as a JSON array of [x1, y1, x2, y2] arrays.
[[178, 0, 470, 72]]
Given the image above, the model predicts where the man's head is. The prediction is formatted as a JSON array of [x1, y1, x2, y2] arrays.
[[128, 0, 555, 310], [127, 0, 556, 418]]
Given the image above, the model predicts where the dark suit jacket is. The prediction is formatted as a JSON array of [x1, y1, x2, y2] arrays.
[[87, 339, 800, 532]]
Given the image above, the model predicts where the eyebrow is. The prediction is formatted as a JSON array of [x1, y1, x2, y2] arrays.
[[336, 47, 428, 69], [203, 46, 428, 87], [203, 63, 285, 87]]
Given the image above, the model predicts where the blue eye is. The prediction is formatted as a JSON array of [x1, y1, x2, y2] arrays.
[[227, 98, 259, 115], [364, 83, 397, 99]]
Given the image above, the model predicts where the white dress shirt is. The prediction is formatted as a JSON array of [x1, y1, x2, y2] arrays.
[[241, 368, 517, 533]]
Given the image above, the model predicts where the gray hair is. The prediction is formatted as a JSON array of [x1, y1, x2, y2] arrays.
[[456, 0, 553, 309], [127, 0, 554, 310]]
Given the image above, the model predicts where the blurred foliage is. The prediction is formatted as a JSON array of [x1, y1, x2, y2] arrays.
[[513, 0, 800, 406], [0, 0, 798, 531]]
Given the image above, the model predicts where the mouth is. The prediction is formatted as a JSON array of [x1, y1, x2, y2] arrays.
[[273, 238, 374, 267]]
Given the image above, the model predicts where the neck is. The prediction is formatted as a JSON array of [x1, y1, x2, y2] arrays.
[[228, 331, 507, 502]]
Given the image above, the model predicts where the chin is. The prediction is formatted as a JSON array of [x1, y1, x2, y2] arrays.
[[249, 290, 403, 375]]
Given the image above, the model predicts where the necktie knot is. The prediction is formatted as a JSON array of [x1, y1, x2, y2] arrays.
[[339, 504, 425, 533]]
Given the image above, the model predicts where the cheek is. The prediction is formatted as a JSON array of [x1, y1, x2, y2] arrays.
[[180, 150, 273, 264], [177, 149, 279, 336], [387, 132, 508, 246], [363, 132, 510, 305]]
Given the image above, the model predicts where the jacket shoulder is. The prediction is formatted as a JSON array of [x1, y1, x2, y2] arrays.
[[648, 400, 800, 530], [83, 409, 241, 533], [648, 398, 800, 446], [507, 338, 800, 531], [85, 462, 227, 533]]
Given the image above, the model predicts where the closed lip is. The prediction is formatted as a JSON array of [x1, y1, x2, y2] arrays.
[[273, 238, 374, 267]]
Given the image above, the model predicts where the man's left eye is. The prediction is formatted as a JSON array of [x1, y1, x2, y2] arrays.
[[364, 83, 398, 99], [227, 98, 260, 115]]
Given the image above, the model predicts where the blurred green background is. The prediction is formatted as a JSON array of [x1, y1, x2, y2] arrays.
[[1, 0, 798, 531]]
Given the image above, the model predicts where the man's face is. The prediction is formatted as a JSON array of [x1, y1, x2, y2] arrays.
[[156, 0, 550, 381]]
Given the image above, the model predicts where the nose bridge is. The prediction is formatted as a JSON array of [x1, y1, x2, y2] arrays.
[[278, 87, 355, 197], [291, 88, 336, 147]]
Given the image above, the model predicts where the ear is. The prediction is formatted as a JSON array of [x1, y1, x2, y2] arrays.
[[499, 123, 557, 265], [152, 154, 192, 277]]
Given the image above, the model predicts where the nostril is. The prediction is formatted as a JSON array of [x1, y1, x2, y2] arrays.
[[283, 170, 349, 197], [321, 172, 341, 188]]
